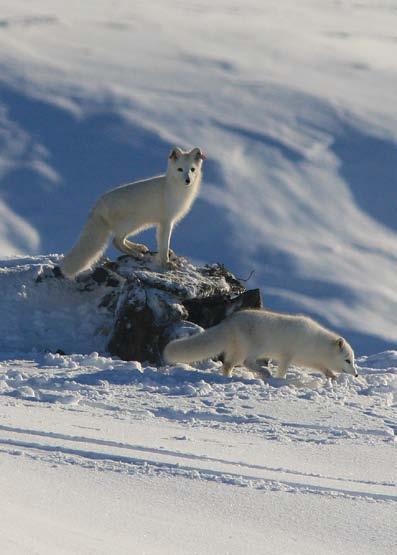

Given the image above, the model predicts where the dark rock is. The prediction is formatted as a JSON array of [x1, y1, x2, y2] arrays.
[[35, 264, 64, 283], [107, 273, 187, 362], [183, 288, 262, 329], [90, 267, 110, 284], [98, 291, 119, 311], [102, 251, 262, 363], [76, 266, 123, 292], [52, 266, 64, 279]]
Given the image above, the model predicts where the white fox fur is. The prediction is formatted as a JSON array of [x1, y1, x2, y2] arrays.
[[61, 146, 205, 278], [164, 309, 358, 379]]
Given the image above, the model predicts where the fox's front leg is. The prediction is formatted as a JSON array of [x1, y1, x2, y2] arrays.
[[244, 358, 271, 380], [157, 221, 173, 267]]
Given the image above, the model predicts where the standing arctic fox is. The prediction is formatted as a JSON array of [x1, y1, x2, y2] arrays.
[[164, 309, 358, 379], [61, 146, 206, 278]]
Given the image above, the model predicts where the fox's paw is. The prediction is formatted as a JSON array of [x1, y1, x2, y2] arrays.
[[156, 258, 179, 271], [222, 362, 233, 378], [165, 260, 179, 270], [131, 243, 149, 254]]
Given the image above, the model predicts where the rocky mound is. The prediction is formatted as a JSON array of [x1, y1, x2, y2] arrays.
[[60, 251, 262, 363]]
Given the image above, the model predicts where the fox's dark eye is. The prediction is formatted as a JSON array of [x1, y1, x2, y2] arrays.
[[345, 359, 351, 364], [190, 167, 195, 172], [177, 168, 183, 172]]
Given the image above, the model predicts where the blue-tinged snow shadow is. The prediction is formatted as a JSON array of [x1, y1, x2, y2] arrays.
[[73, 365, 256, 390], [213, 119, 304, 163], [332, 123, 397, 232], [1, 363, 262, 405]]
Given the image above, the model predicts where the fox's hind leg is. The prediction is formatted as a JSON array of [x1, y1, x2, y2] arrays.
[[276, 357, 291, 379], [222, 332, 246, 378], [113, 235, 149, 256]]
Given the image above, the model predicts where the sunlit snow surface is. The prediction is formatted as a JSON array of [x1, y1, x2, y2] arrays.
[[0, 1, 396, 351]]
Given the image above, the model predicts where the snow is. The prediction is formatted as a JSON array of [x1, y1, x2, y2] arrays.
[[0, 1, 396, 552], [0, 255, 112, 354], [3, 457, 394, 555], [0, 345, 396, 553]]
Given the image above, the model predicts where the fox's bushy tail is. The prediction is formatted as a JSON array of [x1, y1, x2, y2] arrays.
[[61, 209, 110, 278], [164, 322, 227, 364]]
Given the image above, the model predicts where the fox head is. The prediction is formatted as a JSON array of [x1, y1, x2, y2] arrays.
[[167, 146, 206, 187], [332, 337, 358, 377]]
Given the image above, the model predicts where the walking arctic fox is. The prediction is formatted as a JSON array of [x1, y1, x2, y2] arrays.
[[61, 146, 206, 278], [164, 309, 358, 379]]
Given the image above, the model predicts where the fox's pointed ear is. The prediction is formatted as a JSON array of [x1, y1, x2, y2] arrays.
[[169, 147, 183, 161], [336, 337, 345, 351], [190, 147, 207, 161]]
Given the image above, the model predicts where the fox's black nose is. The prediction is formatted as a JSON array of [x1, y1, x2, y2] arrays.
[[185, 178, 190, 184]]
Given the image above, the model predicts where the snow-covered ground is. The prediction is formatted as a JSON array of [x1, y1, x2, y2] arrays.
[[1, 1, 397, 552], [0, 256, 396, 553], [1, 345, 396, 553]]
